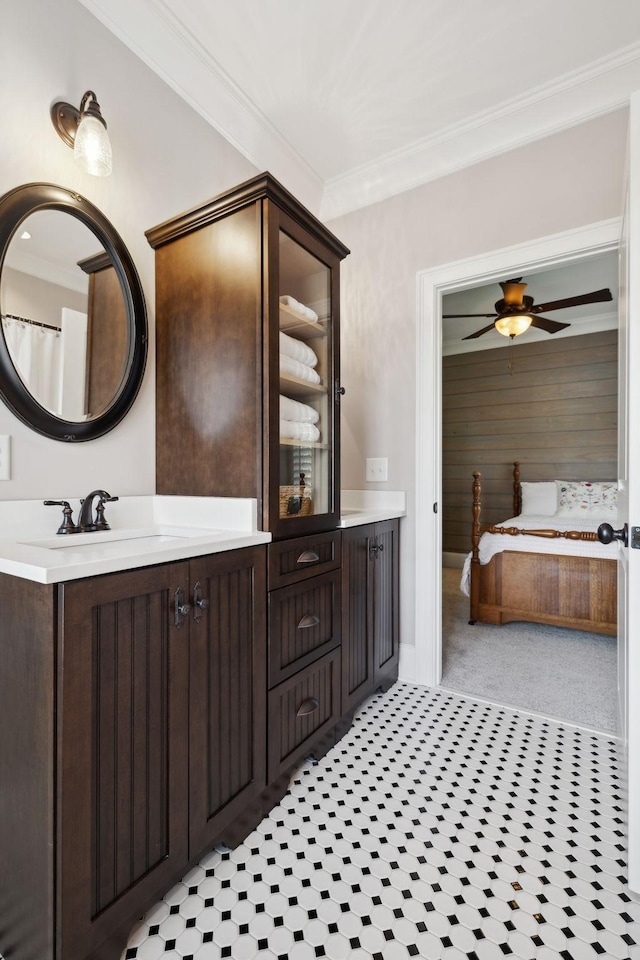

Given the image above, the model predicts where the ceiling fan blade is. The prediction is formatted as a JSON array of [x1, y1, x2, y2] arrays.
[[462, 322, 498, 340], [442, 313, 497, 319], [530, 315, 571, 334], [531, 288, 612, 313]]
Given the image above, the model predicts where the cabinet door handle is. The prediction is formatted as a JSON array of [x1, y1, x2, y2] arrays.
[[296, 696, 320, 717], [174, 587, 191, 628], [369, 540, 384, 559], [297, 613, 320, 629], [297, 550, 320, 565], [192, 580, 209, 624]]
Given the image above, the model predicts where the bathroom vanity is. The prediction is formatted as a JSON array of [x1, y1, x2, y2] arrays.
[[0, 173, 403, 960], [0, 495, 402, 960]]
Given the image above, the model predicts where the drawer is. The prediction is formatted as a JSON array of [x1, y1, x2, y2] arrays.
[[268, 649, 341, 782], [268, 531, 341, 589], [269, 570, 341, 688]]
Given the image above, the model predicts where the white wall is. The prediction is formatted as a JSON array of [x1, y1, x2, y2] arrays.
[[1, 0, 258, 502], [328, 109, 628, 651], [0, 2, 631, 658]]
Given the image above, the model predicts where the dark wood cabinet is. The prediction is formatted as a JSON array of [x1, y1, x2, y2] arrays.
[[188, 549, 266, 855], [268, 647, 341, 782], [0, 545, 266, 960], [58, 562, 191, 960], [146, 172, 350, 540], [342, 520, 400, 714], [266, 532, 343, 781]]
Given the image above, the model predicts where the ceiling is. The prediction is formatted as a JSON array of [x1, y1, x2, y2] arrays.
[[79, 0, 640, 219], [442, 252, 618, 355]]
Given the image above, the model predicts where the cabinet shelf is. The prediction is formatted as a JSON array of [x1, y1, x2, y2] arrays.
[[279, 304, 328, 341], [280, 437, 328, 449], [280, 373, 326, 398]]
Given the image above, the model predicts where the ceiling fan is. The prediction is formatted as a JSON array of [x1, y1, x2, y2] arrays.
[[444, 278, 613, 340]]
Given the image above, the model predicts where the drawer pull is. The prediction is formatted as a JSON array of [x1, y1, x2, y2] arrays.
[[297, 550, 320, 564], [296, 696, 320, 717], [297, 613, 320, 629]]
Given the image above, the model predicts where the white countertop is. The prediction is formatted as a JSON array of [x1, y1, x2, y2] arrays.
[[0, 490, 406, 583], [338, 489, 406, 528], [0, 496, 271, 584]]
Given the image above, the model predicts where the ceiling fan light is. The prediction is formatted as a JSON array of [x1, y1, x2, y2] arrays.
[[495, 314, 532, 338]]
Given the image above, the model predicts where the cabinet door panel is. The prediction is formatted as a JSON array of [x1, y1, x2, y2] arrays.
[[58, 563, 190, 960], [373, 520, 400, 684], [189, 547, 267, 854], [341, 524, 375, 713], [268, 206, 342, 539]]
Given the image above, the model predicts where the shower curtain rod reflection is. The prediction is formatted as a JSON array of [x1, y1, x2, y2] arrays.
[[1, 312, 62, 332]]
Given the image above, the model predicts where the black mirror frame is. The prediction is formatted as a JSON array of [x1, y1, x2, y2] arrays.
[[0, 183, 148, 441]]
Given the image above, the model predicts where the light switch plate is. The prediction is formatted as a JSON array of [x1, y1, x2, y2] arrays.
[[366, 457, 388, 482], [0, 435, 10, 480]]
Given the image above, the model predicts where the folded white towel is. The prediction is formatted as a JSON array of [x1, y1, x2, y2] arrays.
[[279, 330, 318, 368], [280, 419, 320, 442], [280, 354, 321, 384], [279, 294, 319, 323], [280, 395, 319, 423]]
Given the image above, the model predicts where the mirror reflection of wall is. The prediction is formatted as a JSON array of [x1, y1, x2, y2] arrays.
[[0, 210, 128, 422]]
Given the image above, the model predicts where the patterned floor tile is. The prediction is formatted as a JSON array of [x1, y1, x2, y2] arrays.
[[123, 683, 638, 960]]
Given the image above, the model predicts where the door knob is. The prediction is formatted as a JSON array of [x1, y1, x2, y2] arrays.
[[597, 522, 628, 547]]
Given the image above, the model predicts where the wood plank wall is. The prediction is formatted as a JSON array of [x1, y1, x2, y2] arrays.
[[442, 329, 618, 555]]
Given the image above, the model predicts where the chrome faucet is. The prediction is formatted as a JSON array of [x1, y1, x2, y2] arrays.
[[77, 490, 119, 532]]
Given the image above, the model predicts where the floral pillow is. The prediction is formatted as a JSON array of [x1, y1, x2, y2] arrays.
[[554, 480, 617, 517]]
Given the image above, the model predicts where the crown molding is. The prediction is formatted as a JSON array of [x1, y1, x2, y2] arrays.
[[321, 43, 640, 221], [78, 0, 324, 214]]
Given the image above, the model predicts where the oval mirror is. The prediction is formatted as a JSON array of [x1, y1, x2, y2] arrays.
[[0, 183, 147, 441]]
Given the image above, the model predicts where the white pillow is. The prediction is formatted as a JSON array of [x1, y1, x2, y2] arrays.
[[519, 481, 557, 516], [554, 480, 618, 517]]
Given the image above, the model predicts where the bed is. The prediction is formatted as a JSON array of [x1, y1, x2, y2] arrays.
[[462, 463, 618, 636]]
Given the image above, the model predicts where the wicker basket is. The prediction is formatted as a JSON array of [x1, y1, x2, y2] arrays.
[[279, 484, 313, 518]]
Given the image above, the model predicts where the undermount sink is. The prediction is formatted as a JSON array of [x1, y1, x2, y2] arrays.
[[22, 533, 188, 550], [0, 495, 272, 583]]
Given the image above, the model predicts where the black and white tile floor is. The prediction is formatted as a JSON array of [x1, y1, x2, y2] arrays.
[[124, 683, 639, 960]]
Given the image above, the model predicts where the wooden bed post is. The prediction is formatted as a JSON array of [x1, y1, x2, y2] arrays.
[[469, 471, 482, 624], [513, 461, 521, 516]]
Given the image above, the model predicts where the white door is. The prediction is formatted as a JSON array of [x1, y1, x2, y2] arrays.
[[622, 91, 640, 894]]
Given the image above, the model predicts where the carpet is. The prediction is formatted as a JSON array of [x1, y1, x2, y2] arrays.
[[441, 567, 618, 733]]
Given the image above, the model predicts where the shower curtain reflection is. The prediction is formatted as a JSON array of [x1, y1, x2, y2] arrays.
[[2, 314, 62, 414]]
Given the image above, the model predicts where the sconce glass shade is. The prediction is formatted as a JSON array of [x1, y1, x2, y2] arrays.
[[495, 314, 532, 338], [74, 113, 112, 177], [50, 91, 112, 177]]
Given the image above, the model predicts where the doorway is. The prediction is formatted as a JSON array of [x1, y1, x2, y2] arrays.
[[413, 218, 621, 702]]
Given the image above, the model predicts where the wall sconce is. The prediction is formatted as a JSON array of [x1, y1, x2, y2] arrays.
[[50, 91, 113, 177]]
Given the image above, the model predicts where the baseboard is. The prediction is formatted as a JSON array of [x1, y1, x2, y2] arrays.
[[443, 551, 465, 569]]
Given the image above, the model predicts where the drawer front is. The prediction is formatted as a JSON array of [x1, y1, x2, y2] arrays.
[[268, 649, 341, 781], [268, 531, 341, 589], [269, 570, 341, 688]]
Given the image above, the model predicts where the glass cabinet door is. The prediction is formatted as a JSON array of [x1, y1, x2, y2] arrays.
[[276, 227, 336, 530]]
